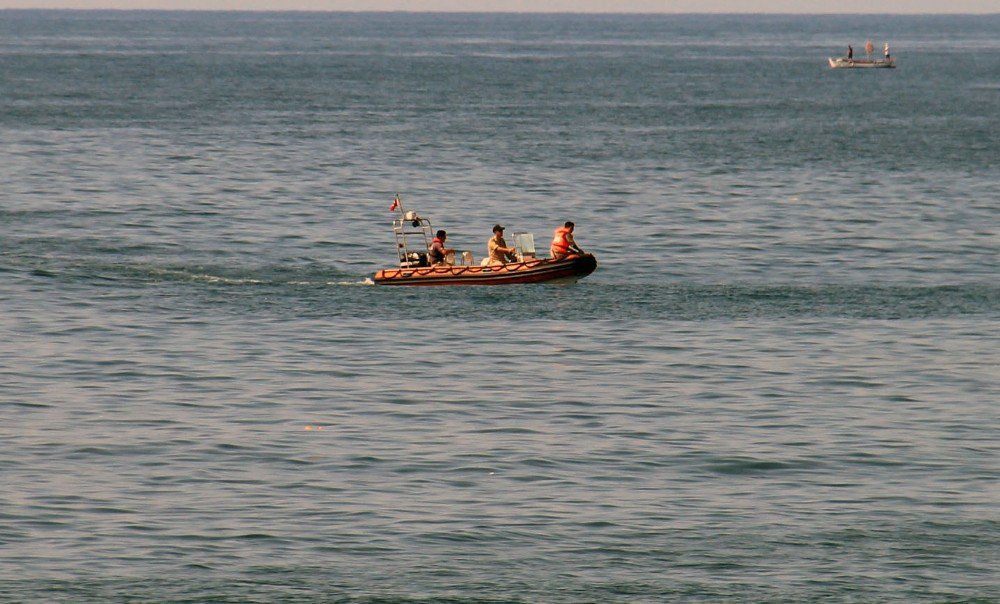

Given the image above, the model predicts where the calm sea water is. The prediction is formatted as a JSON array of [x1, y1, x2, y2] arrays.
[[1, 11, 998, 602]]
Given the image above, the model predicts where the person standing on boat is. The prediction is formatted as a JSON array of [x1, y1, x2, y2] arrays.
[[487, 224, 517, 265], [550, 221, 584, 260], [847, 44, 853, 60], [428, 230, 454, 266], [883, 42, 890, 61]]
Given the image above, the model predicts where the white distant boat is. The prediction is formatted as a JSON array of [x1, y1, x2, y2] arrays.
[[828, 57, 895, 69], [829, 40, 895, 69]]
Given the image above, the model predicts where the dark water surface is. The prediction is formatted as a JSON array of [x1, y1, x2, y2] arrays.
[[1, 11, 997, 602]]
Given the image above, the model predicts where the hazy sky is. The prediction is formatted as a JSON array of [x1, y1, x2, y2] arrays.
[[0, 1, 996, 13]]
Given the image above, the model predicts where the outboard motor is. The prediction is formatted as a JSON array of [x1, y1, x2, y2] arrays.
[[403, 252, 428, 268]]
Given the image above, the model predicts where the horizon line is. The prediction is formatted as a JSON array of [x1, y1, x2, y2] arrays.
[[2, 7, 998, 14]]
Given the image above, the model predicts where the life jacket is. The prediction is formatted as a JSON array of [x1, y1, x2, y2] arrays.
[[551, 227, 572, 253], [428, 237, 445, 263]]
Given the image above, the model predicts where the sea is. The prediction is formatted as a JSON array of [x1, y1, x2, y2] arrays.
[[1, 10, 997, 602]]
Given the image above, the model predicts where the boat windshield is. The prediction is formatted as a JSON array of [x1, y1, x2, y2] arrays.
[[512, 232, 536, 261]]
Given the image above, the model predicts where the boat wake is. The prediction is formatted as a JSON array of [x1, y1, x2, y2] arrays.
[[9, 254, 371, 289]]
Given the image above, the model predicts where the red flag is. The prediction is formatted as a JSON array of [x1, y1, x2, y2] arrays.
[[389, 195, 399, 212]]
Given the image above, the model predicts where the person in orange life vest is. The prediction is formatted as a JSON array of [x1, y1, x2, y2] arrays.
[[428, 230, 454, 266], [550, 221, 584, 260], [486, 224, 517, 265]]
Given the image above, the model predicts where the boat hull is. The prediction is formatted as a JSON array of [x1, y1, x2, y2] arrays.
[[373, 254, 597, 286], [828, 57, 895, 69]]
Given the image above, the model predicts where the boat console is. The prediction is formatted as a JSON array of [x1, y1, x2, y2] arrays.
[[512, 232, 536, 261]]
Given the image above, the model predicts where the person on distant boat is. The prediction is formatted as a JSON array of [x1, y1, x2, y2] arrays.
[[486, 224, 517, 265], [847, 44, 853, 60], [883, 42, 890, 61], [428, 230, 454, 266], [550, 221, 584, 260]]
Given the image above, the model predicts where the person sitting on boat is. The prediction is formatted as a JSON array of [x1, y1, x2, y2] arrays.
[[486, 224, 517, 265], [428, 230, 454, 266], [550, 221, 584, 260]]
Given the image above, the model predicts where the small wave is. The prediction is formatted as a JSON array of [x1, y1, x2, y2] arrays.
[[585, 283, 1000, 321], [707, 457, 821, 475]]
